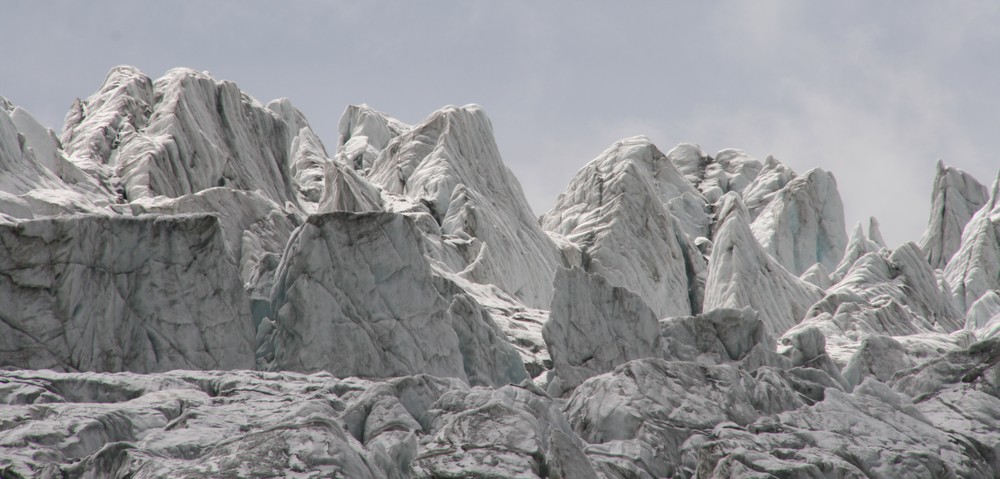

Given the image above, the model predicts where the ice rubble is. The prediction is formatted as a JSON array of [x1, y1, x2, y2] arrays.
[[3, 65, 1000, 477]]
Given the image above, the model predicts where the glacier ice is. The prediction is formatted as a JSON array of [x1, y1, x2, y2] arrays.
[[542, 266, 661, 395], [944, 175, 1000, 313], [541, 137, 707, 318], [920, 160, 988, 269], [4, 65, 1000, 478], [0, 214, 254, 372], [750, 168, 848, 275], [703, 192, 823, 334], [368, 105, 562, 309]]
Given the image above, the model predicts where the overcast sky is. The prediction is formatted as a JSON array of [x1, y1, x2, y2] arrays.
[[4, 1, 999, 246]]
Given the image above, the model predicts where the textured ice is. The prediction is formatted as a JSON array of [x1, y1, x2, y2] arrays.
[[0, 214, 254, 372], [944, 175, 1000, 313], [920, 160, 989, 269], [750, 168, 848, 275], [336, 103, 409, 172], [4, 65, 1000, 478], [667, 144, 762, 204], [703, 193, 823, 335], [790, 242, 965, 366], [541, 137, 708, 318], [742, 154, 796, 220], [542, 267, 661, 395], [368, 105, 562, 309], [269, 98, 330, 203]]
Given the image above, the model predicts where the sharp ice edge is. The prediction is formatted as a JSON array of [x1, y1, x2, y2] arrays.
[[3, 65, 1000, 477]]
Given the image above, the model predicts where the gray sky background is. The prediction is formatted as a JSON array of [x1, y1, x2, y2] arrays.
[[4, 1, 999, 247]]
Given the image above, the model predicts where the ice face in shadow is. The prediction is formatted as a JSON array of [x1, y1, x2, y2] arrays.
[[0, 214, 254, 372], [264, 211, 527, 387], [542, 266, 662, 395]]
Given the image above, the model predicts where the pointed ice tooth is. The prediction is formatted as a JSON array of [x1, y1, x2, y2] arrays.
[[367, 105, 561, 309], [317, 159, 382, 213], [60, 65, 155, 176], [268, 98, 331, 203], [919, 160, 988, 269], [750, 168, 848, 275], [79, 68, 301, 207], [944, 174, 1000, 312], [541, 137, 707, 317], [868, 216, 887, 248], [267, 98, 326, 153], [703, 193, 823, 335], [286, 127, 330, 203], [742, 155, 796, 220], [337, 104, 408, 171], [831, 222, 882, 282]]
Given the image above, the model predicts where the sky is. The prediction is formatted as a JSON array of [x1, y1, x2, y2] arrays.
[[4, 1, 1000, 247]]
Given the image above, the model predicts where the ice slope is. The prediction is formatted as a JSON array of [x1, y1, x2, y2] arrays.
[[541, 137, 708, 318]]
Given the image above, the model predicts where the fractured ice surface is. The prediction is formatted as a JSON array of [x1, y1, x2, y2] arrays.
[[4, 65, 1000, 477]]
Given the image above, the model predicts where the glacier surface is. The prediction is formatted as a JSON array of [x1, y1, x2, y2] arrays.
[[2, 66, 1000, 478]]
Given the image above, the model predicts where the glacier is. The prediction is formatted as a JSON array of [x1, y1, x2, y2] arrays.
[[2, 65, 1000, 478]]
